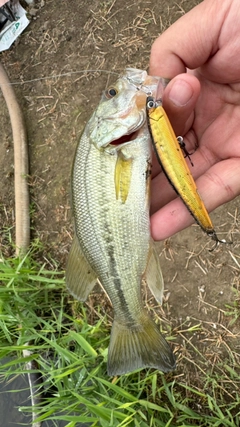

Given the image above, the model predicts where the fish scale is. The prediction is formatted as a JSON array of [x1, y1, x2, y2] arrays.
[[73, 133, 149, 320]]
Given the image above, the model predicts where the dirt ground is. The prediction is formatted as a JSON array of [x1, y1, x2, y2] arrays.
[[0, 0, 239, 391]]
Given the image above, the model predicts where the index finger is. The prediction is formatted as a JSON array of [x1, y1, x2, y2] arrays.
[[149, 0, 228, 78]]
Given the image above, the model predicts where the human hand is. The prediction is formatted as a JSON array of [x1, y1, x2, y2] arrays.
[[149, 0, 240, 241]]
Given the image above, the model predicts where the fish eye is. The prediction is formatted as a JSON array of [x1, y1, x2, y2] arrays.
[[105, 87, 118, 99]]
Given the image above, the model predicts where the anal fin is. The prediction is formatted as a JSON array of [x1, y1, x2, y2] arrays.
[[144, 240, 164, 304], [66, 235, 97, 301]]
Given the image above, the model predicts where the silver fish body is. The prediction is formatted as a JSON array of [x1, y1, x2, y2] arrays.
[[66, 69, 176, 375]]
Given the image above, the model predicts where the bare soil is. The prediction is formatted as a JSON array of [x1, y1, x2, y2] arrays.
[[0, 0, 239, 394]]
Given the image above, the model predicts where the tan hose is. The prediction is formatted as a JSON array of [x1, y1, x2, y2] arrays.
[[0, 63, 41, 425], [0, 62, 30, 256]]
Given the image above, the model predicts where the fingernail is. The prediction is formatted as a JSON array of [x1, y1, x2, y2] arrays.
[[168, 80, 193, 107]]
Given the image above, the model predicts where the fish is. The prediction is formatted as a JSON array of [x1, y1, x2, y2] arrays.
[[146, 96, 227, 247], [66, 68, 176, 376]]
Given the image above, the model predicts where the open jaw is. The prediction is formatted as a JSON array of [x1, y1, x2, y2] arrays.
[[110, 130, 139, 146]]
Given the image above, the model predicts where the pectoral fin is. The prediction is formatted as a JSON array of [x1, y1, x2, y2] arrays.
[[66, 235, 97, 301], [144, 240, 164, 304], [115, 153, 132, 203]]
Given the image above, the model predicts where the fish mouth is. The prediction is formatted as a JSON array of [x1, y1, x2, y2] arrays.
[[110, 130, 139, 146], [109, 110, 145, 146]]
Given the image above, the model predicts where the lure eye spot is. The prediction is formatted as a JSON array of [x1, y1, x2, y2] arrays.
[[147, 100, 155, 109], [105, 87, 118, 99]]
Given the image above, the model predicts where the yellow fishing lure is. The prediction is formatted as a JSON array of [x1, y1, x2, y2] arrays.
[[146, 96, 225, 245]]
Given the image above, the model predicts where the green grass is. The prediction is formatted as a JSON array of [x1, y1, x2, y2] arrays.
[[0, 249, 239, 427]]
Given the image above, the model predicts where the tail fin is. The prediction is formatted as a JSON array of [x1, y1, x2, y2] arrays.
[[107, 315, 176, 376]]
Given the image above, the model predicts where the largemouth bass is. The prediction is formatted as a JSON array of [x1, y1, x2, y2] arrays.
[[66, 68, 176, 376]]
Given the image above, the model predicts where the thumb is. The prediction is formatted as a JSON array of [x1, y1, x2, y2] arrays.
[[160, 73, 200, 137]]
